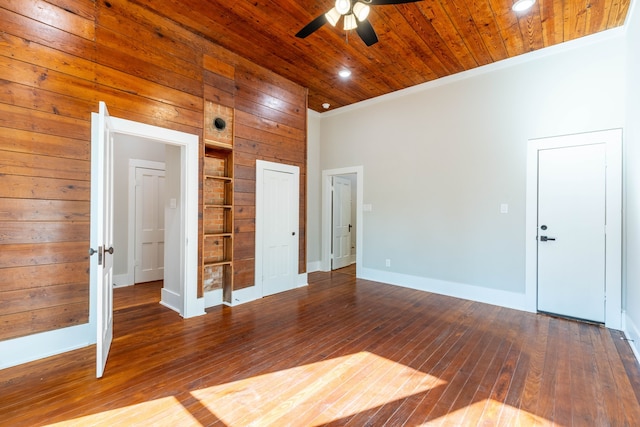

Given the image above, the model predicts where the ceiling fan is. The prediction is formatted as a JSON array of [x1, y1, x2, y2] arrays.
[[295, 0, 423, 46]]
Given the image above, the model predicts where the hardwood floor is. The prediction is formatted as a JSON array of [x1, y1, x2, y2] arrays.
[[1, 268, 640, 426], [113, 281, 162, 311]]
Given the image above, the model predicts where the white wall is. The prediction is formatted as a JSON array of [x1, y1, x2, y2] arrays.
[[314, 30, 626, 307], [162, 144, 183, 313], [113, 135, 165, 278], [624, 0, 640, 350], [307, 112, 322, 271]]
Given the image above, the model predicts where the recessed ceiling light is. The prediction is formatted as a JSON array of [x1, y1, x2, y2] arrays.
[[512, 0, 535, 12], [338, 69, 351, 78]]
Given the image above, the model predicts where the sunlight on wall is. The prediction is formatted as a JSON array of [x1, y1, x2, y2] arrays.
[[190, 351, 447, 425]]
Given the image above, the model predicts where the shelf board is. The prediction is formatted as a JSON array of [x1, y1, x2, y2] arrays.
[[204, 175, 233, 181], [204, 204, 232, 209], [204, 232, 233, 238], [203, 260, 233, 267], [204, 140, 233, 150]]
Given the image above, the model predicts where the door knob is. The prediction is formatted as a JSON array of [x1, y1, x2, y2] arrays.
[[106, 246, 114, 254], [540, 236, 556, 242]]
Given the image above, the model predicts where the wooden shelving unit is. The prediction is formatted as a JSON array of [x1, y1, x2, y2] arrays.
[[202, 102, 234, 304]]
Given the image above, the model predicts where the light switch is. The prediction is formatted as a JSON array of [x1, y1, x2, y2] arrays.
[[500, 203, 509, 214], [170, 198, 177, 209], [363, 204, 372, 212]]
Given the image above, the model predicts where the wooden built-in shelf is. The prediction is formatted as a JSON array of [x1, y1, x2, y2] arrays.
[[202, 103, 234, 304]]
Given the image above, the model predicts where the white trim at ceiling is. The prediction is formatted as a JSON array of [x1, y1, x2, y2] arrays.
[[319, 27, 625, 118]]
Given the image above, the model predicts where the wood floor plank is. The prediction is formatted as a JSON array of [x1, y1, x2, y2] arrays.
[[1, 267, 640, 426]]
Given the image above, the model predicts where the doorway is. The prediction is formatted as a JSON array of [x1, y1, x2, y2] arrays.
[[331, 174, 356, 270], [90, 103, 203, 377], [525, 129, 622, 328], [322, 166, 364, 275], [133, 164, 165, 284]]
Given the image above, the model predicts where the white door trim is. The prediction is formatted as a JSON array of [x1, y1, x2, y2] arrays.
[[91, 115, 204, 319], [123, 160, 165, 287], [525, 129, 622, 329], [321, 166, 364, 275], [255, 160, 300, 298]]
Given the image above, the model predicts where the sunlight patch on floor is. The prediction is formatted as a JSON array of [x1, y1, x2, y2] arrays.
[[45, 396, 201, 427], [425, 398, 557, 426], [191, 351, 447, 426]]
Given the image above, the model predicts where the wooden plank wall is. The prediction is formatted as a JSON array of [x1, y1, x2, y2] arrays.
[[0, 0, 307, 341]]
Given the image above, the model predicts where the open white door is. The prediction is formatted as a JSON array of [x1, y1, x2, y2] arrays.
[[332, 176, 351, 270], [90, 102, 115, 378]]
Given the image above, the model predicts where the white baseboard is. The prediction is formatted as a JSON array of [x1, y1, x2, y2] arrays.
[[307, 261, 322, 273], [359, 267, 530, 313], [160, 288, 182, 315], [297, 272, 308, 288], [113, 273, 133, 288], [228, 286, 259, 306], [0, 323, 95, 370], [624, 312, 640, 364], [204, 289, 223, 308]]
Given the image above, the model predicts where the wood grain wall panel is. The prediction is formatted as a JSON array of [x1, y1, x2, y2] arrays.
[[203, 83, 235, 108], [0, 150, 90, 181], [233, 258, 254, 290], [0, 0, 307, 342], [234, 137, 306, 165], [0, 199, 90, 221], [98, 0, 202, 66], [45, 0, 96, 21], [0, 175, 90, 201], [95, 26, 204, 97], [0, 222, 89, 245], [0, 7, 95, 59], [0, 242, 89, 268], [2, 0, 95, 40], [0, 261, 88, 292], [1, 282, 88, 316], [0, 104, 90, 141], [0, 127, 89, 161], [0, 303, 88, 342], [0, 79, 97, 123]]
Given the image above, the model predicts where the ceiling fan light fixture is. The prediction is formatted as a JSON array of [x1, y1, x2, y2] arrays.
[[344, 14, 358, 30], [512, 0, 535, 12], [353, 2, 370, 21], [335, 0, 351, 15], [325, 8, 341, 26]]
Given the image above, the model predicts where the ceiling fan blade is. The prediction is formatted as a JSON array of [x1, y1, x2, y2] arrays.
[[295, 14, 328, 38], [356, 20, 379, 46], [369, 0, 423, 4]]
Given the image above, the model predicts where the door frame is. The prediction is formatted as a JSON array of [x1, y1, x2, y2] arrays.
[[525, 129, 622, 329], [321, 166, 364, 274], [255, 160, 300, 298], [90, 114, 204, 323]]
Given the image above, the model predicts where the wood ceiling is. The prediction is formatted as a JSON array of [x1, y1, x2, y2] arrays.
[[135, 0, 630, 112]]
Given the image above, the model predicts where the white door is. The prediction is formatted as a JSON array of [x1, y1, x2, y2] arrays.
[[258, 162, 299, 297], [332, 176, 351, 270], [135, 167, 165, 283], [90, 102, 115, 378], [537, 143, 606, 322]]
